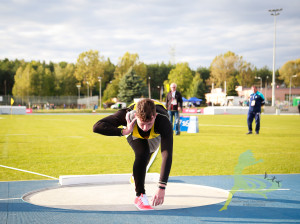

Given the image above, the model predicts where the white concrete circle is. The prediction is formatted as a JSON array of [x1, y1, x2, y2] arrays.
[[23, 182, 229, 211]]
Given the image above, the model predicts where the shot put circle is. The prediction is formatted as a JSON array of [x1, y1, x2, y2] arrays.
[[23, 182, 229, 211]]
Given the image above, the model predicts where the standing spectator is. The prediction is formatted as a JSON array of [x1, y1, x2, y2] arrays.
[[166, 83, 183, 135], [247, 86, 265, 135]]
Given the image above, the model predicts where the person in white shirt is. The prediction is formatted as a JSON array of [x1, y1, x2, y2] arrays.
[[166, 83, 183, 135]]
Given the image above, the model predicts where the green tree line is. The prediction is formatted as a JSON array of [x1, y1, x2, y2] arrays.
[[1, 50, 299, 105]]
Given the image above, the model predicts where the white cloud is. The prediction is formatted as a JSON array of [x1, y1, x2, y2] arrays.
[[0, 0, 299, 70]]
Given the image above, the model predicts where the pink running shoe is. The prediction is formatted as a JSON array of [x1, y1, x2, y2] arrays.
[[134, 194, 154, 211]]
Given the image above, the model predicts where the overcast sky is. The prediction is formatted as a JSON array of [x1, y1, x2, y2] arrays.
[[0, 0, 299, 70]]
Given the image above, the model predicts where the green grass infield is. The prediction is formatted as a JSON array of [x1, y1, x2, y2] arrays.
[[0, 114, 299, 181]]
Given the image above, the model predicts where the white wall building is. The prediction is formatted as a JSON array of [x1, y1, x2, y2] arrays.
[[205, 88, 226, 105]]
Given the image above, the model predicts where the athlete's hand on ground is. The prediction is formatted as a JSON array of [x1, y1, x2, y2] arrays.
[[122, 112, 137, 135], [152, 188, 165, 206]]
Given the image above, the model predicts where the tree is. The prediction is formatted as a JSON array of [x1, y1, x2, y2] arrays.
[[279, 59, 300, 87], [12, 64, 29, 99], [54, 62, 77, 96], [30, 63, 43, 96], [114, 52, 147, 80], [117, 68, 145, 104], [210, 51, 253, 88], [102, 79, 119, 102], [0, 59, 23, 95], [38, 62, 55, 96], [28, 61, 55, 96], [197, 67, 210, 82], [188, 72, 206, 102], [101, 58, 115, 92], [196, 66, 210, 95], [164, 62, 193, 97], [12, 61, 55, 98], [146, 62, 174, 99], [252, 66, 272, 88], [238, 62, 255, 87], [227, 76, 239, 96], [107, 52, 147, 100], [74, 50, 105, 96]]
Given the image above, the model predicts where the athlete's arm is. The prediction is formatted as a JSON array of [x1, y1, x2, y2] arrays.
[[93, 109, 128, 136], [152, 114, 173, 206], [122, 111, 137, 135], [156, 114, 173, 183]]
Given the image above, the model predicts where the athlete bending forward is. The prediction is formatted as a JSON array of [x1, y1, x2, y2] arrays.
[[93, 99, 173, 210]]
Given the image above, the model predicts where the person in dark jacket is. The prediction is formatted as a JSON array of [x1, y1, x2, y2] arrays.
[[93, 99, 173, 211], [247, 86, 265, 134], [166, 83, 183, 135]]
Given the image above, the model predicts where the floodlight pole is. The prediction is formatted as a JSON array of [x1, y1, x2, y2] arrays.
[[86, 81, 89, 109], [148, 77, 151, 99], [76, 84, 81, 109], [76, 84, 81, 99], [98, 76, 102, 110], [269, 8, 282, 107], [265, 76, 269, 101], [157, 86, 163, 102]]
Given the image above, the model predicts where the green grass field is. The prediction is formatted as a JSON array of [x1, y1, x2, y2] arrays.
[[0, 114, 299, 181]]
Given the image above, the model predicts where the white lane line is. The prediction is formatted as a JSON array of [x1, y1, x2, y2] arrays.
[[146, 146, 159, 172], [226, 188, 290, 191], [198, 124, 276, 129], [2, 134, 83, 138], [34, 118, 81, 122], [4, 134, 30, 136], [199, 124, 245, 128], [0, 198, 21, 201], [0, 165, 58, 180]]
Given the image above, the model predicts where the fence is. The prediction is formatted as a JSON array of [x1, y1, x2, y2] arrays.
[[78, 96, 99, 109], [0, 95, 99, 109]]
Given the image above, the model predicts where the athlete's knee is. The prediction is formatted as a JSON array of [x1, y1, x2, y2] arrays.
[[134, 150, 150, 162]]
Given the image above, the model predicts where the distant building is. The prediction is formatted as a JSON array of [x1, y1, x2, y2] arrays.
[[205, 86, 300, 106], [205, 88, 226, 105], [237, 87, 300, 104]]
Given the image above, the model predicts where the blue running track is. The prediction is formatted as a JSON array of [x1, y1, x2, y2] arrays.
[[1, 174, 300, 224]]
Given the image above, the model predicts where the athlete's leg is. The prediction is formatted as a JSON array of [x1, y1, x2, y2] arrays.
[[127, 136, 151, 196]]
